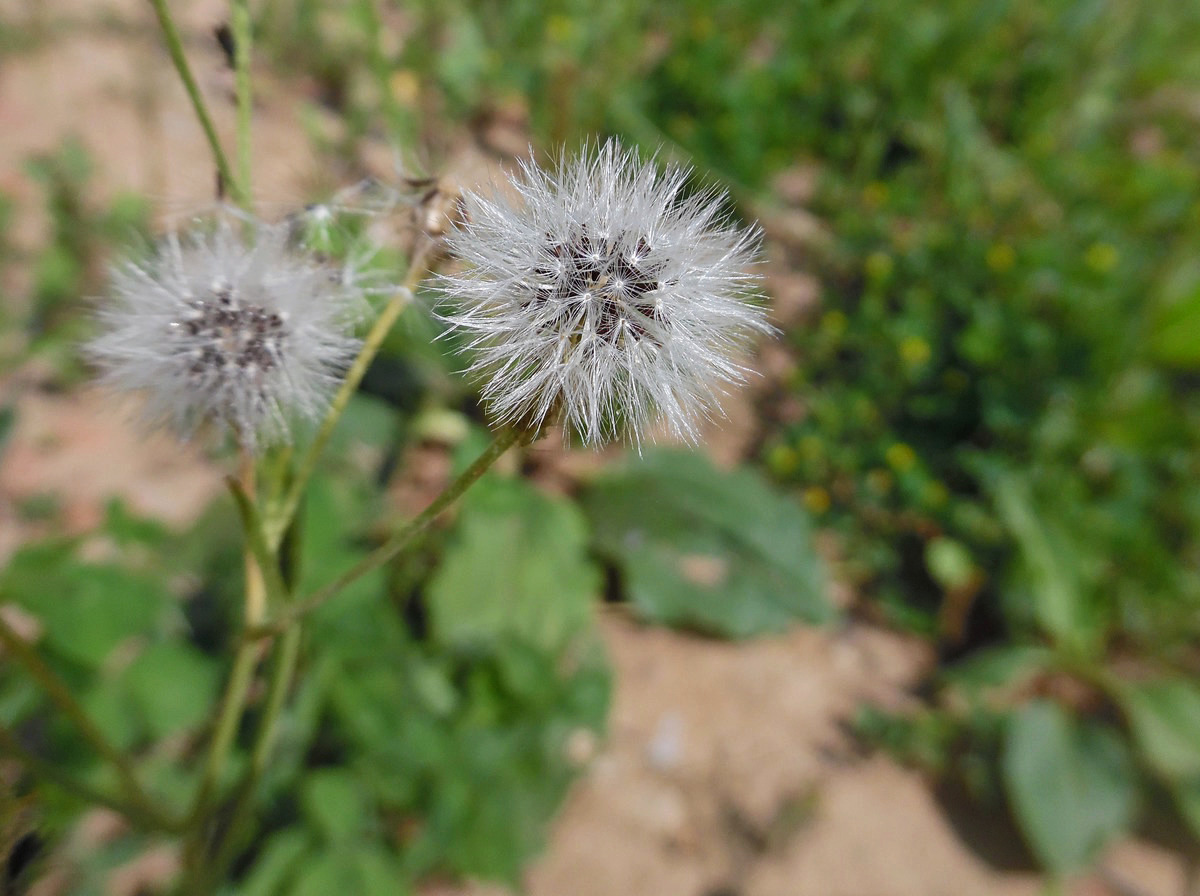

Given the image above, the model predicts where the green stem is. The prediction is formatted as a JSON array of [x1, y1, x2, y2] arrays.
[[0, 726, 176, 832], [146, 0, 245, 206], [226, 476, 289, 609], [266, 242, 434, 549], [252, 428, 521, 639], [186, 455, 269, 829], [196, 625, 302, 890], [185, 640, 258, 829], [0, 613, 178, 830], [231, 0, 253, 202]]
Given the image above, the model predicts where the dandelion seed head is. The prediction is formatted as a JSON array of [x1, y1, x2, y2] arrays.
[[88, 215, 364, 451], [437, 139, 770, 446]]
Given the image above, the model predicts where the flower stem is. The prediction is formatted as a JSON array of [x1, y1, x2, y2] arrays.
[[186, 454, 268, 830], [193, 624, 302, 890], [226, 476, 289, 609], [231, 0, 253, 203], [265, 241, 435, 549], [0, 613, 178, 831], [146, 0, 246, 207], [0, 726, 176, 831], [252, 427, 521, 639]]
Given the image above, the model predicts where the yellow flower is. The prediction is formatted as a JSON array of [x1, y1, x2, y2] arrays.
[[986, 243, 1016, 273], [803, 486, 831, 514], [900, 336, 931, 366], [866, 251, 893, 282], [1085, 242, 1118, 273], [886, 442, 917, 472], [767, 443, 800, 476], [862, 182, 889, 208], [545, 14, 572, 42]]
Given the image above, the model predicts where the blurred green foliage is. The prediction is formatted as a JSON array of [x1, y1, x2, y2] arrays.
[[0, 138, 150, 376], [584, 450, 830, 636], [335, 0, 1200, 874], [5, 0, 1198, 886], [0, 406, 611, 891]]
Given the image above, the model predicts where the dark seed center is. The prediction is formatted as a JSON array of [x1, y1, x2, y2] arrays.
[[176, 283, 287, 380], [528, 227, 668, 346]]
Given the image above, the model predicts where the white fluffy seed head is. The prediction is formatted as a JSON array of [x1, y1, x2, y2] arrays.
[[87, 215, 364, 452], [437, 139, 771, 446]]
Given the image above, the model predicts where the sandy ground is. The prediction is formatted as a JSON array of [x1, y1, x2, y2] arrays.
[[0, 3, 1195, 895]]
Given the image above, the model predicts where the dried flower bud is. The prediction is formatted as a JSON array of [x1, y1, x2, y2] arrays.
[[88, 215, 363, 451], [437, 139, 769, 446]]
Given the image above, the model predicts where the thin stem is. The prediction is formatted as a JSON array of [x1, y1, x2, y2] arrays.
[[186, 454, 268, 827], [231, 0, 253, 202], [0, 614, 178, 830], [226, 476, 288, 609], [252, 428, 521, 639], [146, 0, 245, 206], [266, 242, 435, 548], [196, 624, 302, 890], [248, 627, 301, 780], [0, 726, 173, 831], [0, 728, 159, 829]]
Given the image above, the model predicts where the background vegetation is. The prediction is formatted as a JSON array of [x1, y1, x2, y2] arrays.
[[1, 0, 1199, 891]]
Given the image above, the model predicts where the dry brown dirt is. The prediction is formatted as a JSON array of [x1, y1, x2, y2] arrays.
[[0, 3, 1194, 895]]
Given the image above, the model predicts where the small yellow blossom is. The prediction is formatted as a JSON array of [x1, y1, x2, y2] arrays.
[[986, 243, 1016, 273], [886, 442, 918, 473], [803, 486, 831, 514]]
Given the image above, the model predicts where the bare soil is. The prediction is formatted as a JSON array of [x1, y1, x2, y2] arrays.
[[0, 3, 1193, 894]]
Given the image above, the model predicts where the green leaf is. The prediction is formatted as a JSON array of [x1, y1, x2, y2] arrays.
[[991, 476, 1100, 655], [1003, 700, 1136, 873], [289, 848, 401, 896], [925, 536, 976, 591], [1117, 678, 1200, 779], [3, 548, 166, 667], [300, 473, 382, 605], [239, 828, 311, 896], [80, 682, 140, 751], [103, 500, 169, 549], [122, 643, 220, 740], [0, 404, 15, 460], [941, 644, 1051, 700], [347, 847, 408, 894], [582, 449, 831, 638], [1152, 276, 1200, 368], [1169, 778, 1200, 839], [302, 770, 369, 843], [427, 476, 598, 651]]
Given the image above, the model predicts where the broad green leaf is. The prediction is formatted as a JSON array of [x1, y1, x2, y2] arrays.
[[1152, 276, 1200, 368], [427, 476, 598, 651], [0, 405, 14, 459], [1170, 779, 1200, 839], [3, 548, 166, 667], [122, 642, 220, 740], [992, 476, 1101, 656], [348, 847, 408, 894], [0, 675, 39, 727], [300, 473, 383, 604], [1003, 700, 1136, 873], [941, 644, 1051, 699], [290, 852, 352, 896], [925, 537, 976, 591], [582, 449, 831, 638], [80, 682, 139, 751], [302, 769, 369, 843], [1117, 678, 1200, 779], [289, 847, 406, 896], [102, 500, 169, 548], [239, 828, 310, 896]]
